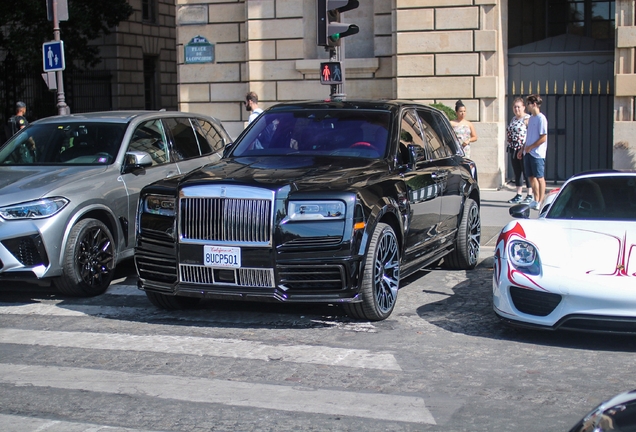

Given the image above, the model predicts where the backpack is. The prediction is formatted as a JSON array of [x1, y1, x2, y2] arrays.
[[3, 117, 16, 143]]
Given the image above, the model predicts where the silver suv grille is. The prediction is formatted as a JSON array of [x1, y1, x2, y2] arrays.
[[179, 185, 274, 245]]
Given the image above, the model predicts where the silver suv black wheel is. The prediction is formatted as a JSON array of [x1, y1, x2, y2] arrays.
[[55, 218, 114, 296]]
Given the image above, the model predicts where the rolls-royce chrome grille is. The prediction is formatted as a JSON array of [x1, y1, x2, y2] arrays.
[[179, 186, 274, 245]]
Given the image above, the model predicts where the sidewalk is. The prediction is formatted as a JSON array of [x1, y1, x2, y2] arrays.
[[477, 181, 562, 265], [478, 186, 531, 266], [480, 189, 514, 246]]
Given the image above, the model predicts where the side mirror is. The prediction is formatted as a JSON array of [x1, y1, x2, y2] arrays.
[[407, 144, 427, 167], [222, 142, 234, 158], [509, 203, 531, 219], [122, 150, 153, 174]]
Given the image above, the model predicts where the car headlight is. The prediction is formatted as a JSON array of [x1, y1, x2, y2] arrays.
[[143, 195, 176, 216], [288, 200, 345, 221], [0, 197, 69, 220], [508, 239, 541, 274]]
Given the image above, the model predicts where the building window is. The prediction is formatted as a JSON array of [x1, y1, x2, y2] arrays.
[[509, 0, 615, 49], [142, 0, 157, 23], [550, 0, 615, 40], [143, 56, 158, 110]]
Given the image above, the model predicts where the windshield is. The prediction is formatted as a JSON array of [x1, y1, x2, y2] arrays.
[[0, 122, 127, 165], [231, 110, 391, 159], [547, 175, 636, 220]]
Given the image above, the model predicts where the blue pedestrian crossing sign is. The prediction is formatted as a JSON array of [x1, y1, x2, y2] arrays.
[[42, 41, 65, 72]]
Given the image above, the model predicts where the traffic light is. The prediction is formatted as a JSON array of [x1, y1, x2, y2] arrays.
[[317, 0, 359, 47]]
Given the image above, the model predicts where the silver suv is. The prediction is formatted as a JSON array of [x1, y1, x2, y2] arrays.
[[0, 110, 231, 296]]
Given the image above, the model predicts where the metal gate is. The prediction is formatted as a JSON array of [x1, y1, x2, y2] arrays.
[[1, 59, 113, 133], [508, 79, 614, 183]]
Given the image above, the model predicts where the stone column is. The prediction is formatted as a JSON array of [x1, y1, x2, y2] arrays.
[[395, 0, 506, 188], [614, 0, 636, 169]]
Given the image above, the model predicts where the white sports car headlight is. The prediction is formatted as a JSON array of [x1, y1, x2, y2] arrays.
[[0, 197, 69, 220], [508, 239, 541, 275], [143, 195, 176, 217], [509, 240, 536, 266], [288, 200, 345, 221]]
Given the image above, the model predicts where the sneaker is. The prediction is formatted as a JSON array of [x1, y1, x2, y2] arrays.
[[521, 195, 534, 204], [507, 194, 523, 204], [530, 200, 540, 210]]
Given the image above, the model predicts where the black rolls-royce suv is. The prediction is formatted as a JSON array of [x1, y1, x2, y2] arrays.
[[135, 100, 480, 321]]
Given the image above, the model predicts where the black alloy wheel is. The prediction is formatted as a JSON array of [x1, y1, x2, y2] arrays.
[[344, 222, 400, 321], [444, 198, 481, 270], [55, 218, 115, 296]]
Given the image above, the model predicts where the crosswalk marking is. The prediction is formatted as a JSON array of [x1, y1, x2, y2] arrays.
[[0, 413, 162, 432], [0, 287, 440, 425], [0, 301, 380, 332], [0, 302, 111, 317], [0, 364, 436, 425], [0, 328, 401, 370]]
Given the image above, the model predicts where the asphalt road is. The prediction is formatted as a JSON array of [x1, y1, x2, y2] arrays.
[[2, 188, 635, 432]]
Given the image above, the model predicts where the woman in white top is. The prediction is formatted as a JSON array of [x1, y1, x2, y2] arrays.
[[506, 97, 532, 203], [450, 100, 477, 158]]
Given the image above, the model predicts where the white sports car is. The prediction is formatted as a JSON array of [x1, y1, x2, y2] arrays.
[[493, 171, 636, 332]]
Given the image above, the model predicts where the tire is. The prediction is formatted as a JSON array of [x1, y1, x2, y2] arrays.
[[54, 218, 115, 296], [444, 198, 481, 270], [344, 223, 400, 321], [145, 291, 201, 310]]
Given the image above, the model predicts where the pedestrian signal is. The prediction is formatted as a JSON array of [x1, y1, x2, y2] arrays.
[[320, 62, 343, 85]]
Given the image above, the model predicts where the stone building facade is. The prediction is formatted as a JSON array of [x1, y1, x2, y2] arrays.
[[175, 0, 636, 189], [92, 0, 178, 111], [614, 1, 636, 170]]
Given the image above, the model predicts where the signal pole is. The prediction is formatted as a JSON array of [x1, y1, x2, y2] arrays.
[[327, 42, 346, 101], [317, 0, 359, 101], [51, 0, 69, 115]]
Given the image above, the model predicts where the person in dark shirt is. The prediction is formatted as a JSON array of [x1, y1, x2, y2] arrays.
[[6, 101, 29, 138], [12, 101, 29, 131], [6, 102, 37, 162]]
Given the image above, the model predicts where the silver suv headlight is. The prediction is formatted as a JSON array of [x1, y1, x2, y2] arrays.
[[287, 200, 345, 221], [0, 197, 69, 220]]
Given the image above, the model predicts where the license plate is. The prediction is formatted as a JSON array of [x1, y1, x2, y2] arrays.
[[203, 245, 241, 268]]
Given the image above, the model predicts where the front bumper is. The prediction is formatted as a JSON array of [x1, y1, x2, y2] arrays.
[[493, 259, 636, 333], [136, 235, 364, 304], [0, 219, 60, 283]]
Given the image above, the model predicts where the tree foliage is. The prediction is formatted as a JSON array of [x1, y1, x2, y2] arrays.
[[431, 103, 457, 121], [0, 0, 134, 69]]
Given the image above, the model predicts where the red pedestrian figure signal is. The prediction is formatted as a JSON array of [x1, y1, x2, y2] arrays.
[[320, 62, 343, 85]]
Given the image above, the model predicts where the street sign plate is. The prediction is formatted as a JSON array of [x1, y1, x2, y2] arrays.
[[185, 36, 214, 64], [43, 41, 65, 72]]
